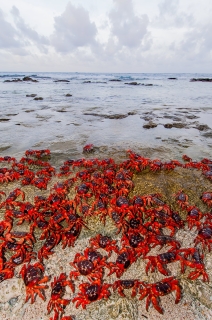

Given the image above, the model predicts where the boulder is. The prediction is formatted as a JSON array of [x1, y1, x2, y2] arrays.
[[26, 94, 37, 97], [33, 97, 43, 101]]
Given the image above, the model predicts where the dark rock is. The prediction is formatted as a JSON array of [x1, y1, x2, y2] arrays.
[[65, 93, 72, 97], [33, 97, 43, 101], [83, 81, 91, 83], [168, 77, 177, 80], [0, 118, 10, 122], [190, 78, 212, 82], [109, 79, 121, 82], [107, 114, 127, 119], [22, 77, 38, 82], [26, 94, 37, 97], [186, 114, 199, 119], [143, 84, 153, 86], [164, 123, 173, 128], [196, 124, 210, 131], [128, 111, 136, 115], [172, 123, 186, 128], [54, 79, 70, 83], [202, 131, 212, 138], [83, 112, 128, 119], [4, 78, 22, 83], [143, 122, 157, 129], [125, 82, 140, 85]]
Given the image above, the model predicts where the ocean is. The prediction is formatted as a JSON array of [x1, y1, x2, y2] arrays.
[[0, 72, 212, 163]]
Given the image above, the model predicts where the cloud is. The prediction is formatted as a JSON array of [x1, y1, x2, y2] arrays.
[[108, 0, 149, 48], [51, 2, 97, 53], [11, 6, 49, 53], [0, 9, 22, 49], [154, 0, 194, 28]]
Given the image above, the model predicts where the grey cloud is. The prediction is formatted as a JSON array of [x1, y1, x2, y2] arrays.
[[51, 2, 97, 53], [0, 9, 21, 49], [11, 6, 49, 53], [108, 0, 149, 48], [155, 0, 194, 28]]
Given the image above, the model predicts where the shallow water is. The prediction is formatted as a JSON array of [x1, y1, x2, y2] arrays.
[[0, 72, 212, 161]]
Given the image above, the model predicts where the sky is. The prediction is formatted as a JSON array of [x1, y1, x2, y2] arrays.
[[0, 0, 212, 73]]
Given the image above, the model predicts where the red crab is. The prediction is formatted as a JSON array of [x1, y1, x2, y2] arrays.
[[0, 188, 25, 208], [89, 234, 119, 256], [72, 279, 111, 309], [47, 273, 74, 320], [107, 209, 128, 234], [75, 183, 93, 204], [0, 220, 12, 239], [186, 206, 203, 230], [4, 240, 35, 267], [180, 248, 209, 282], [20, 262, 49, 303], [61, 222, 82, 248], [201, 191, 212, 207], [106, 247, 136, 278], [25, 149, 50, 158], [4, 231, 35, 246], [145, 249, 185, 276], [146, 234, 181, 250], [182, 154, 192, 162], [0, 171, 20, 183], [70, 248, 106, 281], [5, 203, 36, 225], [113, 279, 140, 298], [173, 190, 189, 209], [150, 159, 163, 172], [194, 224, 212, 251], [38, 233, 61, 262], [110, 196, 131, 217], [83, 144, 94, 153], [139, 277, 181, 314], [0, 267, 14, 283], [121, 232, 149, 258]]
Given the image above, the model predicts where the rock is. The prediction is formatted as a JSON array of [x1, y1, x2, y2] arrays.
[[4, 79, 22, 83], [54, 79, 70, 83], [33, 97, 43, 101], [107, 114, 128, 119], [83, 81, 91, 83], [109, 79, 121, 82], [83, 112, 128, 119], [125, 82, 140, 85], [143, 122, 157, 129], [0, 118, 10, 122], [128, 111, 136, 115], [65, 93, 72, 97], [26, 94, 37, 97], [22, 77, 38, 82], [172, 123, 186, 128], [190, 78, 212, 82], [164, 123, 173, 128], [196, 124, 210, 131], [168, 77, 177, 80]]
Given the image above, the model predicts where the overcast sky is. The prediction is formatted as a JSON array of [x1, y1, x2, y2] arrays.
[[0, 0, 212, 72]]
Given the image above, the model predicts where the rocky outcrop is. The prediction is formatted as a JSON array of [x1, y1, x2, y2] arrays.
[[190, 78, 212, 82], [33, 97, 43, 100], [54, 79, 70, 82], [4, 77, 38, 83], [22, 77, 38, 82], [26, 94, 37, 97]]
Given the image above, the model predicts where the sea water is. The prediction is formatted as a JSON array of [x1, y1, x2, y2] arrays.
[[0, 72, 212, 162]]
